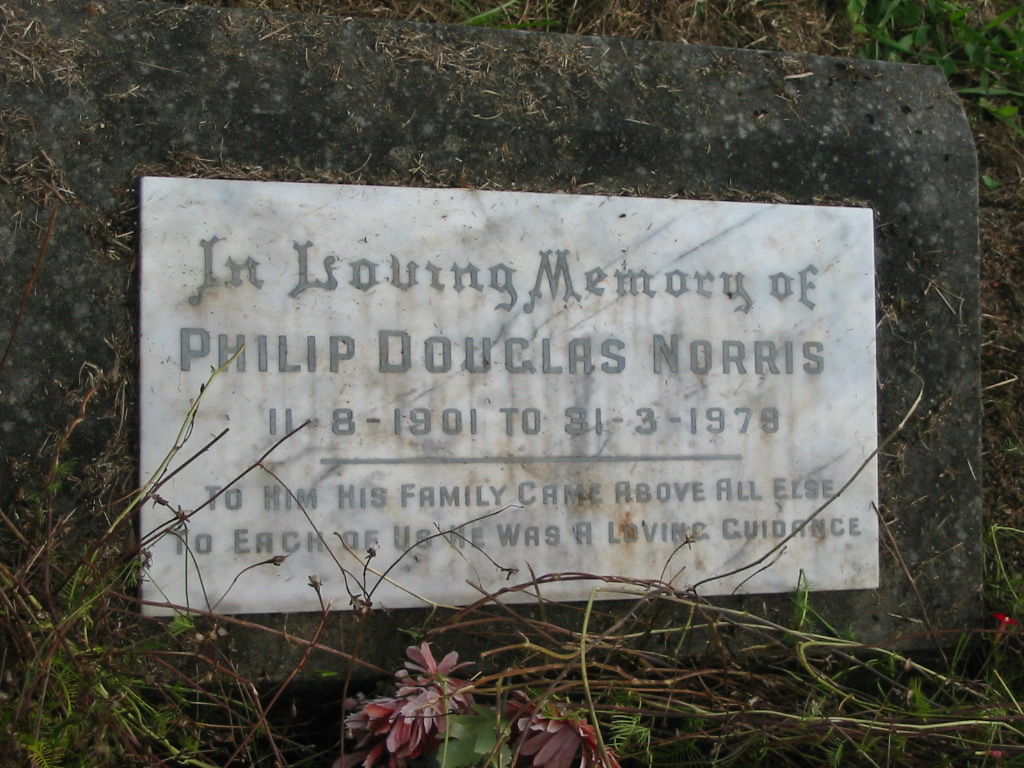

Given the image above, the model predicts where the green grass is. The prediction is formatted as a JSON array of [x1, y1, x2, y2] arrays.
[[848, 0, 1024, 132], [453, 0, 554, 28]]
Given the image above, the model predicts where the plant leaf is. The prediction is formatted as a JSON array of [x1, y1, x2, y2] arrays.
[[442, 706, 510, 768]]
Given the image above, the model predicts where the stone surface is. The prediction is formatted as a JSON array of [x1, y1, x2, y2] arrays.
[[0, 0, 979, 678], [139, 178, 877, 615]]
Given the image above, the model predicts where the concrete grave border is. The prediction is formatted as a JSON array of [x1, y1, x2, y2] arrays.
[[0, 0, 979, 680]]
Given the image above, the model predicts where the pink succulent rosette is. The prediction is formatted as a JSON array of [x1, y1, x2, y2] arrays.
[[505, 691, 621, 768], [338, 644, 619, 768], [339, 643, 475, 768]]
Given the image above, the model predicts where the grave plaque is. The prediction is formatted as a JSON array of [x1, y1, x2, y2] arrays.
[[139, 177, 877, 615]]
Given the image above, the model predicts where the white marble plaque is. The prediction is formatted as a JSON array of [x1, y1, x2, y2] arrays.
[[138, 178, 878, 616]]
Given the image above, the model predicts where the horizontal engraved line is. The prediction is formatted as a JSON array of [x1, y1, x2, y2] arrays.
[[320, 455, 742, 466]]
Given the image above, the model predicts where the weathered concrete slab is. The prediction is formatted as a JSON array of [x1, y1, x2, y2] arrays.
[[0, 0, 979, 680]]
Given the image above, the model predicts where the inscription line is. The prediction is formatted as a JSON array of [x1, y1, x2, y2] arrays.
[[320, 455, 742, 466]]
